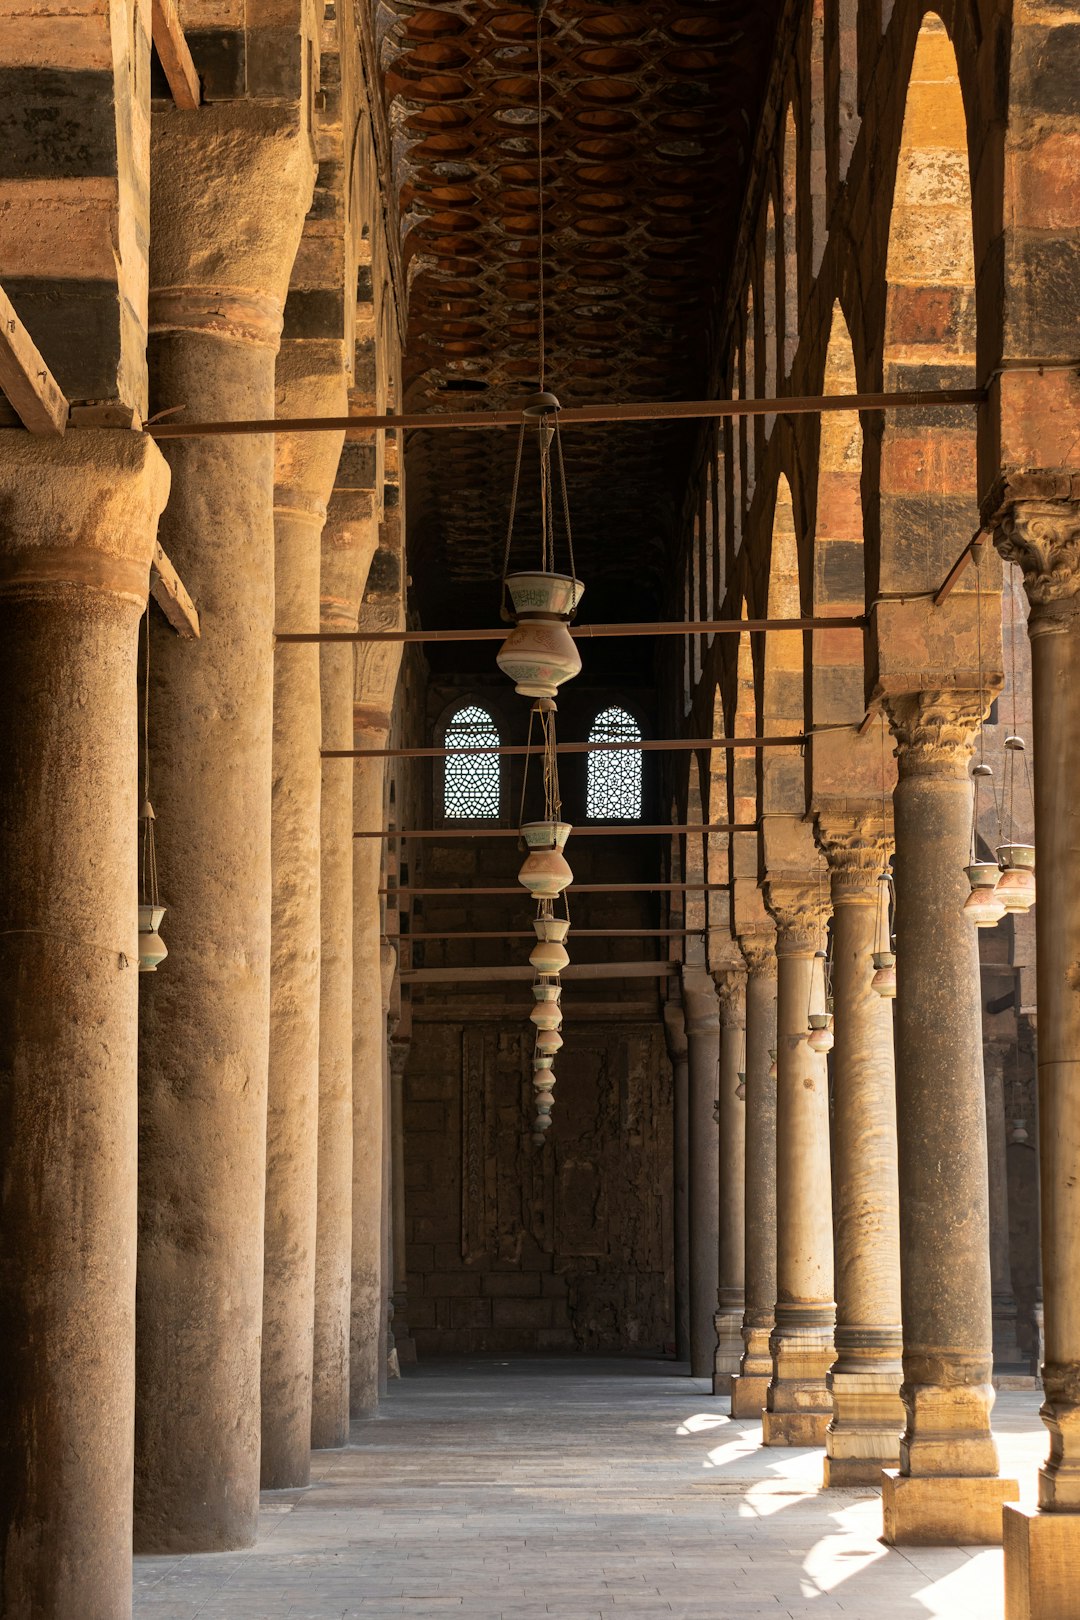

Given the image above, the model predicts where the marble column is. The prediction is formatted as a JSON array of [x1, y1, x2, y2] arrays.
[[818, 820, 904, 1485], [261, 342, 347, 1488], [390, 1035, 417, 1364], [994, 499, 1080, 1610], [881, 689, 1018, 1543], [712, 967, 747, 1391], [311, 492, 378, 1446], [730, 930, 778, 1416], [135, 104, 315, 1552], [664, 1001, 691, 1363], [0, 433, 169, 1620], [349, 727, 388, 1415], [683, 971, 721, 1378], [763, 877, 835, 1446]]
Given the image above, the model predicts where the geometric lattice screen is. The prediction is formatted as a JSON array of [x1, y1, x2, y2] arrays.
[[443, 703, 501, 820], [586, 706, 642, 820]]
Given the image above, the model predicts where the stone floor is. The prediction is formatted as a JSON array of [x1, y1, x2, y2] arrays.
[[133, 1357, 1045, 1620]]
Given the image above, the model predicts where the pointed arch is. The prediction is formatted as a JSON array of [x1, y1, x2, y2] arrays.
[[782, 105, 799, 375], [762, 475, 804, 817]]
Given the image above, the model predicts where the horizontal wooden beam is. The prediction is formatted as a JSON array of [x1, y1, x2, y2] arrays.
[[382, 882, 729, 896], [401, 961, 677, 984], [333, 732, 836, 761], [933, 527, 987, 606], [0, 282, 67, 435], [282, 615, 863, 645], [358, 822, 755, 840], [151, 0, 201, 108], [144, 387, 984, 440], [150, 542, 200, 637], [387, 928, 703, 939]]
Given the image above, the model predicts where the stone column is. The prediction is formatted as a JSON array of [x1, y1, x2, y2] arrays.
[[763, 877, 835, 1446], [730, 930, 778, 1416], [261, 342, 346, 1489], [349, 726, 388, 1414], [994, 499, 1080, 1608], [683, 970, 721, 1378], [390, 1035, 417, 1364], [0, 433, 169, 1620], [663, 1001, 691, 1363], [984, 1044, 1027, 1378], [311, 492, 378, 1447], [881, 689, 1018, 1543], [818, 821, 904, 1485], [712, 967, 746, 1391], [135, 104, 315, 1553], [378, 942, 397, 1396]]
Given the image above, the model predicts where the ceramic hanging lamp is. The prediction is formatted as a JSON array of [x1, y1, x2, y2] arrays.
[[806, 946, 834, 1053], [138, 798, 168, 973], [530, 909, 570, 974], [870, 868, 897, 998], [963, 762, 1006, 927], [995, 735, 1036, 913]]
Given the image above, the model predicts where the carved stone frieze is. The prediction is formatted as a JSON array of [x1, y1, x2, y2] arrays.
[[993, 498, 1080, 634]]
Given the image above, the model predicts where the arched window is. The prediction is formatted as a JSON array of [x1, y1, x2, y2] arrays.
[[586, 707, 643, 821], [443, 703, 500, 820]]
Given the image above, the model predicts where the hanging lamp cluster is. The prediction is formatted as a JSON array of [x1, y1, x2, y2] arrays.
[[962, 558, 1037, 927], [805, 865, 834, 1052], [491, 1, 586, 1148], [138, 610, 168, 973]]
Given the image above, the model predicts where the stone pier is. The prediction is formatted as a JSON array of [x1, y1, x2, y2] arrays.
[[730, 930, 778, 1417], [664, 1001, 691, 1364], [712, 966, 746, 1391], [682, 970, 721, 1379]]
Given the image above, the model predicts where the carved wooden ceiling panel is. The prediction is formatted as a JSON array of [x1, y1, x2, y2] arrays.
[[378, 0, 781, 652]]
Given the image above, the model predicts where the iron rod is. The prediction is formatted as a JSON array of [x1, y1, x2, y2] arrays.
[[282, 615, 863, 645], [357, 821, 754, 840], [385, 928, 703, 939], [144, 387, 983, 440], [330, 732, 836, 761]]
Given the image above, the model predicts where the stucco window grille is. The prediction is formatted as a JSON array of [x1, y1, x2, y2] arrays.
[[586, 707, 642, 821], [443, 704, 501, 820]]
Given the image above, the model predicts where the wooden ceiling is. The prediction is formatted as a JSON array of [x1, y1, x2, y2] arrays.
[[379, 1, 782, 657]]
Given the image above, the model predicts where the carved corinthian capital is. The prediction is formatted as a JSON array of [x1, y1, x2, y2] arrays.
[[712, 967, 746, 1028], [993, 498, 1080, 633], [817, 816, 892, 905], [884, 688, 984, 778], [763, 874, 830, 955], [740, 929, 777, 981]]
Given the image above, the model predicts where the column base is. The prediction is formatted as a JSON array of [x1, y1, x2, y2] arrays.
[[881, 1469, 1019, 1545], [729, 1373, 769, 1417], [823, 1368, 903, 1485], [1004, 1503, 1080, 1620], [713, 1306, 744, 1391], [763, 1408, 830, 1447]]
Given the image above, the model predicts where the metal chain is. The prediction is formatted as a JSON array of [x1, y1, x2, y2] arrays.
[[499, 421, 527, 619]]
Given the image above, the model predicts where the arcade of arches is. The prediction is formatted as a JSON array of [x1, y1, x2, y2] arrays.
[[1, 0, 1079, 1617]]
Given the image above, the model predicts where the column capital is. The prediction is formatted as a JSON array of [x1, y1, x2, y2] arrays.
[[739, 928, 777, 981], [817, 816, 892, 905], [0, 430, 170, 609], [662, 1001, 688, 1062], [884, 688, 984, 779], [991, 495, 1080, 636], [681, 968, 719, 1034], [149, 102, 316, 349], [711, 967, 746, 1029], [764, 874, 830, 955]]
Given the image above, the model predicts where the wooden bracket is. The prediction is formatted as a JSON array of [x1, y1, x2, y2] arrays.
[[150, 542, 200, 637], [0, 283, 67, 434], [151, 0, 201, 109]]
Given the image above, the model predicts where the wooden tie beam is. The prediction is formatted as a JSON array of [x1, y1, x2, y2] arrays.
[[151, 0, 201, 108], [144, 386, 984, 440], [284, 615, 864, 645], [357, 821, 755, 839], [0, 282, 67, 435], [382, 882, 729, 896], [386, 928, 703, 940], [402, 962, 676, 984], [150, 542, 201, 638], [331, 732, 835, 761]]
